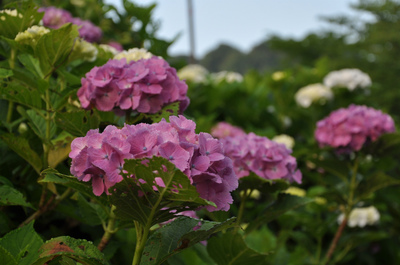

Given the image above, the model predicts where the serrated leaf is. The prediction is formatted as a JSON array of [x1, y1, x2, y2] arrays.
[[0, 222, 43, 265], [0, 185, 34, 208], [32, 236, 109, 265], [143, 102, 180, 123], [207, 232, 269, 265], [35, 23, 79, 75], [55, 110, 100, 137], [0, 245, 17, 265], [238, 173, 290, 193], [0, 68, 13, 78], [141, 217, 237, 265], [18, 53, 44, 79], [245, 193, 314, 234], [109, 157, 215, 226], [40, 168, 109, 206], [25, 109, 56, 142], [0, 133, 42, 174], [76, 193, 108, 226], [357, 171, 400, 199], [0, 81, 43, 110]]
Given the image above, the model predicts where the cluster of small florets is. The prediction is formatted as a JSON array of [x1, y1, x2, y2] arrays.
[[69, 115, 238, 212], [77, 57, 190, 114], [210, 122, 246, 139], [323, 68, 372, 91], [215, 132, 302, 183], [39, 6, 102, 42], [315, 104, 395, 152]]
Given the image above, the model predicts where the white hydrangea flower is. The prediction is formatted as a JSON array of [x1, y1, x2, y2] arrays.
[[295, 83, 333, 108], [211, 70, 243, 84], [99, 44, 119, 56], [272, 134, 295, 150], [15, 25, 50, 45], [337, 206, 380, 227], [0, 9, 22, 20], [323, 68, 372, 91], [72, 39, 98, 62], [114, 48, 153, 62], [177, 64, 209, 83]]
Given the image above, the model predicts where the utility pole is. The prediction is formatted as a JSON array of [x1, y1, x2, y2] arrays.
[[187, 0, 196, 63]]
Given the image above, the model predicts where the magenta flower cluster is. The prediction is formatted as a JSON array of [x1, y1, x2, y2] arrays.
[[315, 104, 396, 152], [210, 122, 246, 139], [69, 116, 238, 212], [215, 132, 302, 184], [39, 6, 102, 42], [77, 57, 190, 114]]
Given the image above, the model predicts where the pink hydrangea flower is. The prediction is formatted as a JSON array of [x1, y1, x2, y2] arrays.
[[69, 116, 238, 211], [315, 104, 395, 152], [77, 57, 190, 114], [210, 122, 246, 139], [219, 132, 302, 184]]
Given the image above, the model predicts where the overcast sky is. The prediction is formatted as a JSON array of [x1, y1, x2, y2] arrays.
[[105, 0, 374, 58]]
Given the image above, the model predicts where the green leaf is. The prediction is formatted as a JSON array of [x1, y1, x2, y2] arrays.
[[357, 171, 400, 199], [55, 110, 100, 137], [368, 132, 400, 156], [0, 68, 13, 78], [245, 193, 314, 234], [40, 168, 109, 206], [0, 245, 17, 265], [110, 157, 216, 226], [0, 81, 43, 110], [0, 3, 43, 39], [0, 222, 43, 265], [76, 193, 108, 226], [32, 236, 109, 265], [207, 232, 269, 265], [25, 109, 56, 142], [35, 23, 79, 75], [238, 172, 290, 193], [142, 101, 181, 123], [141, 217, 237, 265], [0, 133, 42, 174], [311, 157, 350, 181], [18, 53, 44, 79], [0, 185, 34, 208]]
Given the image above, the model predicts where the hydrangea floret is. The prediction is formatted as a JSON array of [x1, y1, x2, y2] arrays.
[[39, 6, 102, 42], [77, 56, 190, 114], [114, 48, 154, 63], [15, 25, 50, 45], [177, 64, 209, 84], [295, 83, 333, 108], [337, 206, 380, 227], [315, 104, 395, 152], [0, 9, 23, 20], [70, 38, 98, 62], [213, 129, 302, 184], [272, 134, 295, 150], [323, 68, 372, 91], [69, 115, 238, 212], [210, 71, 243, 84], [210, 122, 246, 139]]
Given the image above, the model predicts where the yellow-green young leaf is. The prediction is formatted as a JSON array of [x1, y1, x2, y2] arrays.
[[0, 133, 42, 174], [32, 236, 109, 265], [141, 217, 237, 265], [207, 232, 270, 265], [109, 157, 216, 226], [34, 23, 79, 75], [0, 185, 34, 209], [0, 222, 43, 265], [0, 68, 13, 78]]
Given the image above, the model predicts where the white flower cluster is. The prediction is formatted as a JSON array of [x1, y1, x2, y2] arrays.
[[71, 39, 98, 62], [323, 68, 372, 91], [15, 25, 50, 45], [0, 9, 22, 20], [114, 48, 153, 63], [337, 206, 380, 227], [177, 64, 209, 83], [272, 134, 295, 149], [294, 83, 333, 108], [210, 70, 243, 84], [99, 44, 119, 56]]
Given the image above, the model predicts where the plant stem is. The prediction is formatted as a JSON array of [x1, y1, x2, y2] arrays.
[[323, 217, 347, 265], [98, 205, 118, 251], [6, 49, 16, 124], [234, 189, 249, 233]]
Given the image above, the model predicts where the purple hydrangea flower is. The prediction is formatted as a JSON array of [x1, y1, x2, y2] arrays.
[[69, 116, 238, 211], [315, 104, 395, 152], [68, 17, 102, 43], [77, 57, 190, 114], [218, 131, 302, 184]]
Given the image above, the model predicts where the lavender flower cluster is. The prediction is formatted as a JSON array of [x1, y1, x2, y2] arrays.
[[39, 6, 102, 42], [315, 104, 395, 152], [214, 130, 302, 184], [77, 57, 190, 114], [69, 116, 238, 212]]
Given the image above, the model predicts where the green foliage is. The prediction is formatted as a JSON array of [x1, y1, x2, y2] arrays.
[[0, 184, 34, 208], [110, 156, 215, 226]]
